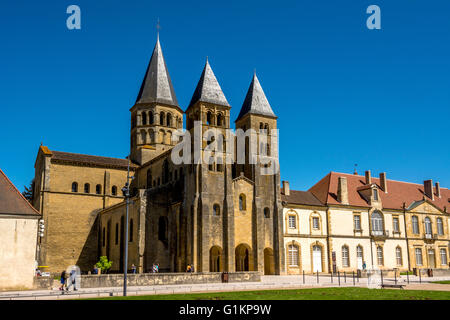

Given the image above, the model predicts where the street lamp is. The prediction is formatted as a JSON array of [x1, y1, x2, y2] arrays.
[[121, 157, 132, 296]]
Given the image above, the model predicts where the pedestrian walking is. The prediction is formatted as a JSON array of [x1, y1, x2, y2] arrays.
[[186, 264, 192, 272], [362, 261, 366, 271], [66, 269, 77, 291], [59, 270, 66, 291], [131, 264, 137, 274]]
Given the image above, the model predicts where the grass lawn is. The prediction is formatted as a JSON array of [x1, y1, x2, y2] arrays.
[[89, 287, 450, 300], [431, 281, 450, 284]]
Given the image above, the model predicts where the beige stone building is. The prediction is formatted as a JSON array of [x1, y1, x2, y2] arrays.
[[32, 36, 285, 275], [282, 171, 450, 274], [32, 146, 136, 272], [0, 169, 40, 289]]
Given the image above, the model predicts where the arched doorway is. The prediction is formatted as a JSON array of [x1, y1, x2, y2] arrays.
[[312, 245, 322, 272], [210, 246, 223, 272], [263, 248, 275, 275], [235, 244, 252, 271]]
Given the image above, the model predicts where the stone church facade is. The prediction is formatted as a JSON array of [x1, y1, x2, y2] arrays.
[[33, 36, 285, 274]]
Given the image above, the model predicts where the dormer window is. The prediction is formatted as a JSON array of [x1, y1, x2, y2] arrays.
[[373, 189, 378, 201]]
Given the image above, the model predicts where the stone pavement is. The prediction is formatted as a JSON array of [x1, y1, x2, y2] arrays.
[[1, 275, 449, 300]]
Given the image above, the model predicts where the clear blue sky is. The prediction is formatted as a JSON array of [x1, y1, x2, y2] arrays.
[[1, 0, 449, 192]]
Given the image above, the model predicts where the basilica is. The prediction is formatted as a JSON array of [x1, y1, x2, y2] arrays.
[[33, 35, 285, 274]]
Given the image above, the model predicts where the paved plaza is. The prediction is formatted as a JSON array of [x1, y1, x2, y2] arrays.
[[0, 275, 449, 300]]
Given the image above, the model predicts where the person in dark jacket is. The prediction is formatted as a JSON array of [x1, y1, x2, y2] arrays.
[[59, 270, 66, 291]]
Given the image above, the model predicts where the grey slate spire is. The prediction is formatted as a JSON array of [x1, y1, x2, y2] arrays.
[[236, 73, 276, 121], [187, 58, 230, 110], [135, 35, 179, 107]]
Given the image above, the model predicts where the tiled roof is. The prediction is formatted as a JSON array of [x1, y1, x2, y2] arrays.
[[135, 36, 179, 107], [50, 150, 138, 170], [281, 190, 324, 207], [0, 169, 40, 216], [309, 172, 450, 211], [187, 59, 230, 110], [236, 73, 276, 122]]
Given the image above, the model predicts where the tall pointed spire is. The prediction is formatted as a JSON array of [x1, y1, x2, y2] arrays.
[[236, 73, 276, 122], [187, 58, 230, 110], [135, 36, 178, 107]]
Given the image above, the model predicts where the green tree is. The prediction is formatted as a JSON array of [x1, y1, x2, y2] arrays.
[[22, 179, 35, 202], [95, 256, 113, 273]]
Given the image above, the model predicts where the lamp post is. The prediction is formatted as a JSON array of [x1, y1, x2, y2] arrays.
[[122, 157, 132, 296]]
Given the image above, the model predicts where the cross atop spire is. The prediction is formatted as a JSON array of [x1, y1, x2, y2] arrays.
[[135, 36, 178, 107]]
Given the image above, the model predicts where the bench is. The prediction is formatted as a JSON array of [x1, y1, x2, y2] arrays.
[[381, 283, 405, 289]]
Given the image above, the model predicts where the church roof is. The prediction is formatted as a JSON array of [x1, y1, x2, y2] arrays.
[[50, 149, 138, 170], [236, 73, 276, 122], [0, 169, 40, 216], [187, 59, 230, 110], [135, 36, 179, 107]]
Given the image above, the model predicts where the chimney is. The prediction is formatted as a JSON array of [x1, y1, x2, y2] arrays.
[[282, 181, 290, 196], [337, 177, 349, 205], [379, 172, 388, 193], [365, 170, 372, 185], [435, 182, 441, 198], [424, 180, 434, 201]]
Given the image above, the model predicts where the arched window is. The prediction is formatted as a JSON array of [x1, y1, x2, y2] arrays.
[[71, 182, 78, 193], [84, 183, 90, 193], [377, 246, 384, 265], [206, 111, 212, 125], [115, 223, 119, 245], [287, 244, 299, 266], [437, 218, 444, 235], [415, 248, 423, 266], [146, 169, 152, 189], [142, 112, 147, 125], [264, 208, 270, 218], [342, 245, 350, 267], [371, 210, 383, 234], [412, 216, 419, 234], [111, 185, 117, 196], [167, 113, 172, 127], [396, 247, 402, 266], [217, 113, 223, 127], [162, 160, 169, 184], [160, 112, 165, 125], [96, 184, 102, 195], [424, 217, 432, 235], [264, 123, 269, 131], [440, 249, 448, 265], [158, 217, 167, 241], [239, 194, 246, 211], [149, 111, 154, 124], [129, 219, 134, 242], [213, 204, 220, 216], [356, 245, 363, 267], [288, 215, 297, 229], [259, 122, 264, 130]]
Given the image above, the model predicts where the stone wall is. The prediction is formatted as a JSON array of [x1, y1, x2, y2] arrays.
[[0, 216, 39, 290], [34, 272, 261, 289]]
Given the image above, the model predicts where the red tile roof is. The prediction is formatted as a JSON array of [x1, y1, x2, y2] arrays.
[[0, 169, 40, 216], [309, 172, 450, 211]]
